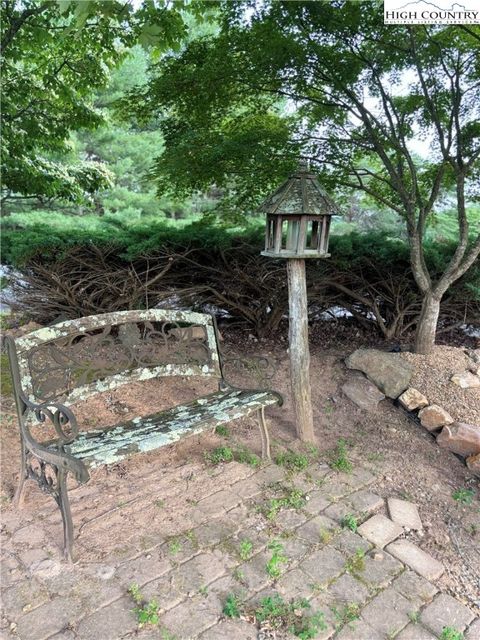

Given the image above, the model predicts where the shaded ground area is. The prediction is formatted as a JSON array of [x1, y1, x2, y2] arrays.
[[1, 337, 479, 639], [1, 457, 479, 640]]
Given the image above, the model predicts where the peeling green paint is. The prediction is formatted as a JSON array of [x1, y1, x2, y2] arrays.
[[14, 310, 223, 404], [67, 389, 280, 468], [15, 309, 215, 353]]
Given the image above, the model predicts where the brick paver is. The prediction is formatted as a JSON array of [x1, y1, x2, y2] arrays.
[[199, 619, 257, 639], [353, 548, 403, 589], [76, 597, 138, 640], [387, 497, 423, 530], [300, 546, 346, 584], [392, 569, 438, 608], [465, 618, 480, 640], [1, 459, 476, 640], [395, 623, 438, 639], [357, 513, 403, 548], [335, 618, 383, 639], [332, 529, 372, 556], [361, 586, 415, 636], [386, 540, 444, 581], [420, 593, 476, 636]]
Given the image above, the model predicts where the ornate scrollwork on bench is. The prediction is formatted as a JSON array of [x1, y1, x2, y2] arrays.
[[220, 353, 277, 391], [20, 398, 90, 484], [25, 320, 212, 402]]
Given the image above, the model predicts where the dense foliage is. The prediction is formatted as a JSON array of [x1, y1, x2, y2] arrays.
[[2, 223, 477, 340], [1, 0, 212, 204]]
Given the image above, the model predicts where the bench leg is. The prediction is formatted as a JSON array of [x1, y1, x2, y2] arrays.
[[56, 469, 74, 563], [13, 441, 28, 508], [257, 407, 271, 460]]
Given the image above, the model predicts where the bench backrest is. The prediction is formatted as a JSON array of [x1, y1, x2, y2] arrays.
[[13, 310, 222, 406]]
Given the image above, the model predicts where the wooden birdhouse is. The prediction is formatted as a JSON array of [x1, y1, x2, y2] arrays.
[[260, 163, 337, 259]]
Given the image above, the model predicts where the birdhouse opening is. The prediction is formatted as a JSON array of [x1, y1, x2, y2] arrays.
[[263, 214, 331, 257]]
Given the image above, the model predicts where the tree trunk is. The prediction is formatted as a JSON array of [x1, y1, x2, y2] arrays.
[[287, 259, 315, 443], [414, 293, 441, 355]]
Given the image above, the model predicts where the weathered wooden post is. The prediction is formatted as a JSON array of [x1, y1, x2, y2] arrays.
[[260, 162, 337, 442]]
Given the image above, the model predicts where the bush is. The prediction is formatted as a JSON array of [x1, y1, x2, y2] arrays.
[[1, 219, 478, 339]]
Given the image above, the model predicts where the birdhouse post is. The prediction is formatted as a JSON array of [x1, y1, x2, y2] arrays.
[[260, 163, 336, 443]]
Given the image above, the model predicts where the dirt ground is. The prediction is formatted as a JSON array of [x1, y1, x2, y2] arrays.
[[1, 322, 479, 616]]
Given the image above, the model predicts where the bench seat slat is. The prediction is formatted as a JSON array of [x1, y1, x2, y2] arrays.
[[65, 389, 280, 468]]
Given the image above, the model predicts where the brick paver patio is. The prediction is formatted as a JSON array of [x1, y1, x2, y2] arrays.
[[1, 457, 478, 640]]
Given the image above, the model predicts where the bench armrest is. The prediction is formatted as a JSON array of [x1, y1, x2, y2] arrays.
[[4, 336, 90, 483], [22, 398, 90, 483]]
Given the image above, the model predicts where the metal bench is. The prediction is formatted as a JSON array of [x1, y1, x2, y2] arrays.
[[4, 310, 283, 561]]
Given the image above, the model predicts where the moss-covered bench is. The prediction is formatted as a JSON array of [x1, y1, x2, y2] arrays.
[[5, 310, 282, 561]]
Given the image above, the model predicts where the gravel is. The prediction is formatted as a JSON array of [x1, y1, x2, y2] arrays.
[[401, 346, 480, 425]]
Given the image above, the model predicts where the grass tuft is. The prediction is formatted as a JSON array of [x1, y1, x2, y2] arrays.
[[452, 488, 475, 505], [128, 583, 159, 627], [328, 439, 353, 473], [275, 450, 309, 472]]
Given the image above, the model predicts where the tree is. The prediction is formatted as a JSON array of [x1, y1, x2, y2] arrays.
[[1, 0, 210, 205], [126, 0, 480, 353]]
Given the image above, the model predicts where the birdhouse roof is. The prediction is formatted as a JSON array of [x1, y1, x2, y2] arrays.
[[259, 166, 338, 216]]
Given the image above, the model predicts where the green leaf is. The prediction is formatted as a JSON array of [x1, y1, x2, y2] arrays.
[[138, 23, 164, 49], [74, 0, 93, 28], [57, 0, 72, 14]]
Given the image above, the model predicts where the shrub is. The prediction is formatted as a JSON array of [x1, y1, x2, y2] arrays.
[[2, 219, 478, 339]]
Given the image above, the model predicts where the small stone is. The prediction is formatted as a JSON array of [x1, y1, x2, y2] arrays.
[[358, 514, 403, 548], [387, 497, 423, 530], [451, 371, 480, 389], [437, 422, 480, 457], [398, 387, 429, 411], [341, 375, 385, 411], [466, 453, 480, 477], [420, 593, 475, 636], [468, 362, 480, 375], [418, 404, 454, 431], [386, 540, 444, 581]]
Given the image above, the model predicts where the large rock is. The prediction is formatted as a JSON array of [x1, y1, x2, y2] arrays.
[[398, 387, 428, 411], [437, 423, 480, 457], [418, 404, 454, 432], [466, 453, 480, 477], [451, 371, 480, 389], [341, 375, 385, 411], [345, 349, 413, 399]]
